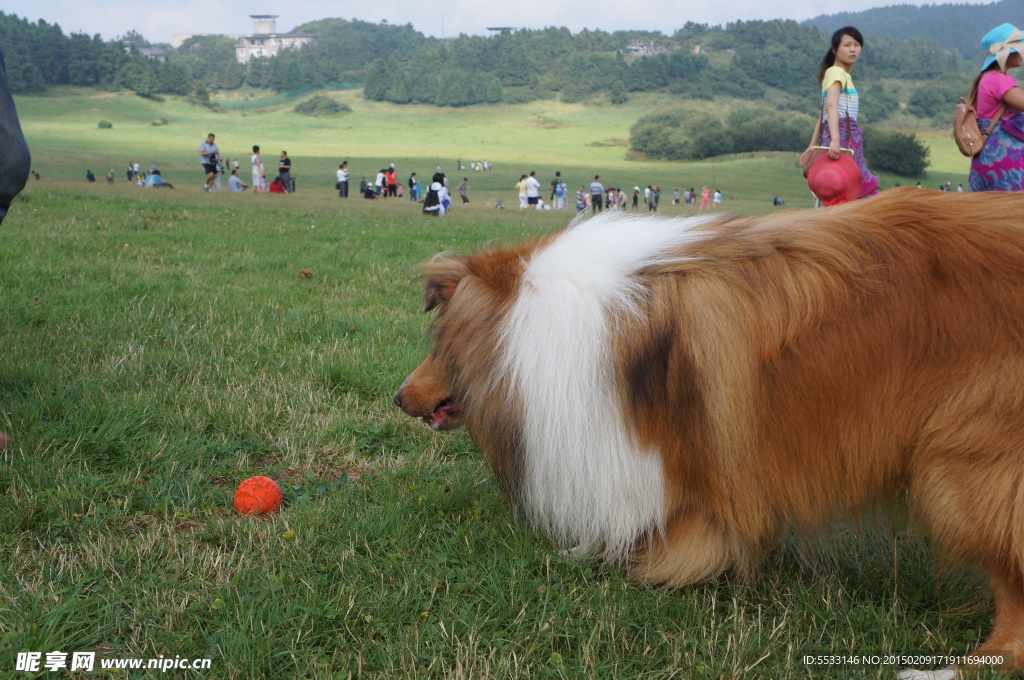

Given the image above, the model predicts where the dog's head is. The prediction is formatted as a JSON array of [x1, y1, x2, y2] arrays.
[[393, 256, 468, 431], [394, 243, 538, 432]]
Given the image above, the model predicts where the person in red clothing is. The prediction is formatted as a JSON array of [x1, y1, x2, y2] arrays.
[[385, 169, 398, 198], [698, 186, 712, 211]]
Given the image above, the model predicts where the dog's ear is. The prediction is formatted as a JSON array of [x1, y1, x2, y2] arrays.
[[421, 255, 469, 313]]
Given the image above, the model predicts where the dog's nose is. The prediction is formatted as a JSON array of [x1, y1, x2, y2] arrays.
[[393, 390, 405, 410]]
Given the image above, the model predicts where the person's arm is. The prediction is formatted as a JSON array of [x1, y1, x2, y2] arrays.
[[0, 47, 31, 225], [824, 82, 842, 158], [1001, 86, 1024, 112]]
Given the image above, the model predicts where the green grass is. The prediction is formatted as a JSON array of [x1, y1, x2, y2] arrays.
[[0, 90, 1004, 679]]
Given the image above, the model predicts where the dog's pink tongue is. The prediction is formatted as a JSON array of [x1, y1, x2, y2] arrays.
[[426, 403, 456, 429]]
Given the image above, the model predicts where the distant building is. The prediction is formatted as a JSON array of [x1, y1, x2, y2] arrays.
[[234, 15, 315, 64], [123, 41, 167, 62]]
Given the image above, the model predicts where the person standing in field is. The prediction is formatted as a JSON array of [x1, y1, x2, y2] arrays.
[[278, 151, 293, 193], [0, 45, 32, 452], [968, 23, 1024, 192], [337, 161, 349, 198], [590, 175, 604, 212], [525, 171, 541, 209], [575, 185, 587, 213], [458, 178, 470, 204], [250, 146, 266, 196], [698, 186, 711, 211], [516, 175, 528, 209], [549, 171, 567, 210], [409, 172, 419, 201], [385, 167, 398, 198], [798, 26, 880, 200], [199, 133, 219, 191]]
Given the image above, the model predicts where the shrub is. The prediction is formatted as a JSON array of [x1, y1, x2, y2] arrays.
[[152, 118, 169, 126], [293, 95, 351, 116], [630, 107, 808, 160], [863, 127, 930, 177], [98, 120, 113, 129], [608, 81, 629, 105]]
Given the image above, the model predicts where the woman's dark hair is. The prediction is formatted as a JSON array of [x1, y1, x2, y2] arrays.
[[432, 172, 445, 183], [815, 26, 865, 85]]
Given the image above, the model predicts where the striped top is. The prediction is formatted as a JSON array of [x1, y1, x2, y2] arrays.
[[820, 65, 859, 123]]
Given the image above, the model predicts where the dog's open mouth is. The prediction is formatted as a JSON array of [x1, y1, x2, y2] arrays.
[[425, 398, 460, 430]]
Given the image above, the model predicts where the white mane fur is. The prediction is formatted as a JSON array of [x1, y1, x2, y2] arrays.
[[498, 211, 715, 560]]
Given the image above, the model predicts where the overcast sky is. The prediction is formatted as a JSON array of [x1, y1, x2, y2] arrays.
[[9, 0, 995, 45]]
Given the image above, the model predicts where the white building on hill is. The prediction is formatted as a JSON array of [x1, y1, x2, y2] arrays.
[[234, 15, 316, 64]]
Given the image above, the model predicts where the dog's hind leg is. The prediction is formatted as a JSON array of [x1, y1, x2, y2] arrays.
[[631, 512, 748, 588], [898, 568, 1024, 679], [972, 567, 1024, 670]]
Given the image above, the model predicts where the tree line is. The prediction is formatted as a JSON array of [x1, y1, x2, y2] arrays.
[[2, 12, 969, 104]]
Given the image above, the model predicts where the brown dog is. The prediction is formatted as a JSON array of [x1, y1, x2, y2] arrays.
[[396, 187, 1024, 675]]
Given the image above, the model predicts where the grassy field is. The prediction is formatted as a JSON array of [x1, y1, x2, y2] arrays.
[[0, 90, 1002, 679]]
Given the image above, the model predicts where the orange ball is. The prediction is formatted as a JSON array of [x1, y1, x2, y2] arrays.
[[234, 476, 283, 515]]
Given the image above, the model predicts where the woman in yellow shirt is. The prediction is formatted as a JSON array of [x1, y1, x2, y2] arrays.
[[799, 27, 880, 199], [515, 175, 528, 209]]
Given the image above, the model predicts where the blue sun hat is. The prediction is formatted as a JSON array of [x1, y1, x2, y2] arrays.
[[980, 23, 1023, 72]]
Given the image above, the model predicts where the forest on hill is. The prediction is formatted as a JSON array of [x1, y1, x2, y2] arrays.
[[805, 0, 1016, 61]]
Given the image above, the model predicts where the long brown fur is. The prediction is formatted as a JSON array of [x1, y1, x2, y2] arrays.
[[395, 187, 1024, 668]]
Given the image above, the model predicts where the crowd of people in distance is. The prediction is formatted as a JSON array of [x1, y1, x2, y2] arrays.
[[200, 135, 290, 195], [88, 161, 174, 188], [505, 172, 727, 215]]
